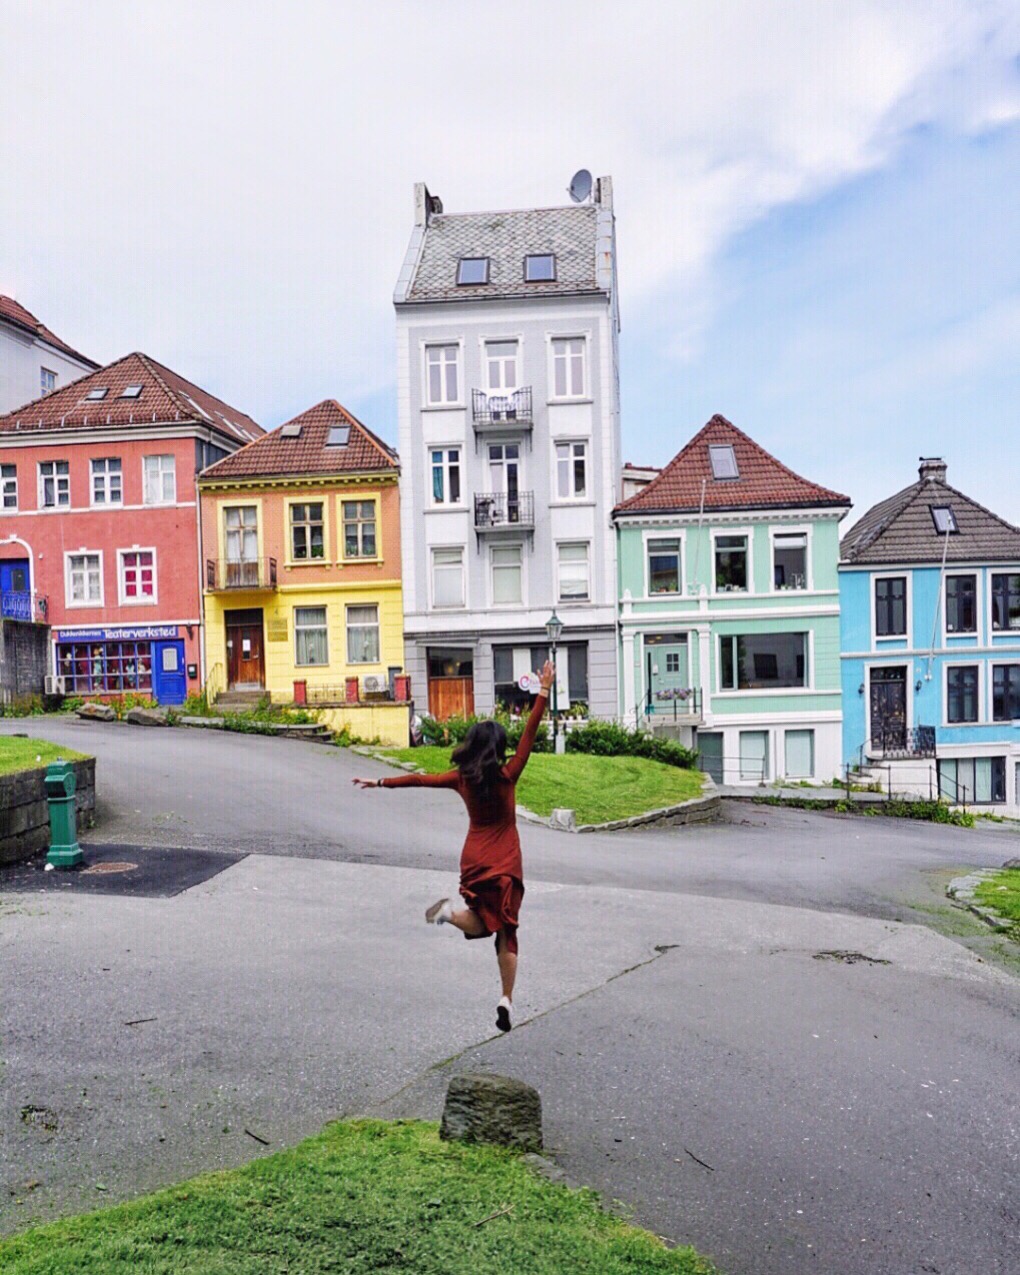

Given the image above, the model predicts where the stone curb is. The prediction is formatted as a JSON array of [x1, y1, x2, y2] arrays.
[[946, 869, 1016, 934], [365, 751, 718, 833]]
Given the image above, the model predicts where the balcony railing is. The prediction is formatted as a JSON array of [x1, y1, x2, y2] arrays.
[[205, 557, 278, 591], [471, 387, 533, 430], [861, 724, 936, 762], [0, 590, 33, 621], [642, 686, 703, 722], [473, 490, 535, 532]]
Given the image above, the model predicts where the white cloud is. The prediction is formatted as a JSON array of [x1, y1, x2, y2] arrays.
[[1, 0, 1016, 425]]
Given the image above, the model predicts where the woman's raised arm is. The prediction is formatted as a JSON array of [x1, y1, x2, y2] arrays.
[[504, 660, 554, 782]]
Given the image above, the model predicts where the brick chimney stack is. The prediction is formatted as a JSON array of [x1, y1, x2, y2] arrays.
[[919, 457, 947, 483]]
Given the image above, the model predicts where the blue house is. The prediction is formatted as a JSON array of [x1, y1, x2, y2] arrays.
[[840, 458, 1020, 812]]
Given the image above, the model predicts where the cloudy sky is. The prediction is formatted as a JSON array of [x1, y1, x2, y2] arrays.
[[3, 1, 1018, 526]]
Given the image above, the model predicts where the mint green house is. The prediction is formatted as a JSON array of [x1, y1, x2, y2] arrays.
[[613, 415, 851, 785]]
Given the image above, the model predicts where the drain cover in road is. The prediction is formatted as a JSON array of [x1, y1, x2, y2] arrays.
[[0, 844, 244, 898]]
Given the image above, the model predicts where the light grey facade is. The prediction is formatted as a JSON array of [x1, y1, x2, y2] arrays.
[[394, 179, 621, 719]]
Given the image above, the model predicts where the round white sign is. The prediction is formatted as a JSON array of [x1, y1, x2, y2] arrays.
[[518, 673, 540, 693]]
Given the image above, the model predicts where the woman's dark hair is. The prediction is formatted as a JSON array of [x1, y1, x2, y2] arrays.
[[451, 719, 508, 791]]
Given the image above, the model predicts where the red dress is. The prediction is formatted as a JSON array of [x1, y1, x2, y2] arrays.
[[380, 693, 547, 953]]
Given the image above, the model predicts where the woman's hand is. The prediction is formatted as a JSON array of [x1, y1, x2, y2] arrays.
[[351, 777, 381, 789], [538, 659, 556, 692]]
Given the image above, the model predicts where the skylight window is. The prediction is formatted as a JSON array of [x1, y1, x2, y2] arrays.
[[84, 387, 109, 401], [525, 253, 556, 282], [119, 385, 143, 399], [709, 444, 739, 480], [280, 424, 302, 438], [931, 505, 958, 534], [456, 257, 489, 286], [326, 424, 351, 447]]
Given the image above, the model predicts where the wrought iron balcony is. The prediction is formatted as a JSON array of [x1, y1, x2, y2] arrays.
[[205, 557, 278, 592], [643, 686, 703, 723], [471, 387, 533, 431], [865, 724, 936, 760], [0, 590, 33, 621], [473, 491, 535, 532]]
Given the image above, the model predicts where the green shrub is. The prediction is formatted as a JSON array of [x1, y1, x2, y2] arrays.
[[419, 708, 550, 753], [565, 719, 698, 769], [0, 695, 47, 718]]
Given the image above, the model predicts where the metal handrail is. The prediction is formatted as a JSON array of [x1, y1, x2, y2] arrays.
[[473, 490, 535, 530], [641, 686, 703, 720], [0, 590, 32, 621], [858, 724, 936, 766]]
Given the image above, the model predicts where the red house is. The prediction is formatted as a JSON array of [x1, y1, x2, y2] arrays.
[[0, 352, 261, 704]]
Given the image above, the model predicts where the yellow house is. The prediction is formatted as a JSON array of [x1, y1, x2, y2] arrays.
[[197, 400, 409, 744]]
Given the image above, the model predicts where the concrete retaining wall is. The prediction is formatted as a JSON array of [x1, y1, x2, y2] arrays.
[[0, 758, 95, 866], [317, 703, 412, 748]]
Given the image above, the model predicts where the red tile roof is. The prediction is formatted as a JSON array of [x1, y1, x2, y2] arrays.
[[614, 415, 850, 515], [0, 295, 99, 368], [198, 400, 398, 481], [0, 351, 262, 443]]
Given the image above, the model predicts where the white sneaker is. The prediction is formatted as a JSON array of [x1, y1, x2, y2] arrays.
[[496, 995, 512, 1033], [425, 897, 453, 925]]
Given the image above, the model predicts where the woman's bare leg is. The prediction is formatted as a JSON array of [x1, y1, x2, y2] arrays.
[[496, 931, 517, 1001], [447, 907, 487, 937]]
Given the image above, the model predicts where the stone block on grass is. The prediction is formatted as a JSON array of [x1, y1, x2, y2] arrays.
[[440, 1073, 542, 1152], [126, 707, 168, 726], [76, 702, 116, 722]]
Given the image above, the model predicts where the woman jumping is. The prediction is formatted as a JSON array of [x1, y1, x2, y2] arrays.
[[353, 660, 554, 1034]]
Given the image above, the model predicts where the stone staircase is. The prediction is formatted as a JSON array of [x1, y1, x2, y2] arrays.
[[214, 690, 265, 710]]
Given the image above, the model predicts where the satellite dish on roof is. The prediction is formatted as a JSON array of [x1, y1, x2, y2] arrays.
[[567, 169, 593, 203]]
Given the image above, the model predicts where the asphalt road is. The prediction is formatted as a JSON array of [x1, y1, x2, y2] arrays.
[[2, 716, 1018, 1274]]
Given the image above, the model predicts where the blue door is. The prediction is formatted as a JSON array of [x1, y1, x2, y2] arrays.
[[0, 559, 31, 620], [152, 640, 187, 705]]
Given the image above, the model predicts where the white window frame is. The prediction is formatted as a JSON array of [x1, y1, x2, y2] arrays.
[[490, 542, 524, 608], [345, 603, 380, 665], [40, 367, 57, 395], [717, 630, 812, 694], [143, 453, 177, 505], [341, 498, 378, 560], [483, 339, 520, 393], [988, 568, 1020, 634], [64, 549, 104, 608], [770, 526, 812, 593], [1, 463, 17, 510], [423, 343, 462, 407], [943, 661, 982, 727], [38, 459, 70, 510], [643, 529, 685, 598], [991, 661, 1020, 722], [943, 571, 980, 640], [90, 457, 123, 508], [117, 546, 158, 606], [871, 570, 912, 645], [295, 605, 330, 668], [711, 527, 753, 595], [554, 438, 589, 502], [556, 541, 591, 604], [549, 335, 588, 400], [429, 445, 463, 507], [431, 545, 466, 610]]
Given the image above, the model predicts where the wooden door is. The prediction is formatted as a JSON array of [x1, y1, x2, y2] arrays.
[[870, 667, 907, 751], [226, 616, 265, 689], [428, 676, 475, 721]]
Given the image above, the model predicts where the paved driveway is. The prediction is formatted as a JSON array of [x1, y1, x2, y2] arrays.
[[2, 717, 1018, 1274]]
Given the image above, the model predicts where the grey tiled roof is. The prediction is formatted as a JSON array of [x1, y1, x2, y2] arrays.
[[405, 205, 601, 302], [841, 476, 1020, 564]]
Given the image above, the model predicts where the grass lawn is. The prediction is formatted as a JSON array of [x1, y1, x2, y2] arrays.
[[0, 737, 88, 777], [973, 868, 1020, 933], [0, 1120, 718, 1274], [382, 748, 704, 824]]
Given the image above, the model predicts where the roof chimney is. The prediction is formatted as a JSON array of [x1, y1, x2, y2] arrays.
[[595, 175, 613, 209], [414, 183, 442, 227], [919, 457, 947, 483]]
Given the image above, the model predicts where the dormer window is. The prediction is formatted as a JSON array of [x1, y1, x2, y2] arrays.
[[456, 257, 489, 286], [931, 505, 958, 534], [119, 385, 143, 399], [326, 425, 350, 447], [709, 444, 739, 480], [525, 253, 556, 282], [84, 387, 109, 401]]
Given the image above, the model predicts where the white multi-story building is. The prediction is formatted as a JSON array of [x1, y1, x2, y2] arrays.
[[393, 179, 621, 720], [0, 295, 98, 414]]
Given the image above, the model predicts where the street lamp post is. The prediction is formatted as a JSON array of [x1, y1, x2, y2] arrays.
[[545, 609, 564, 753]]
